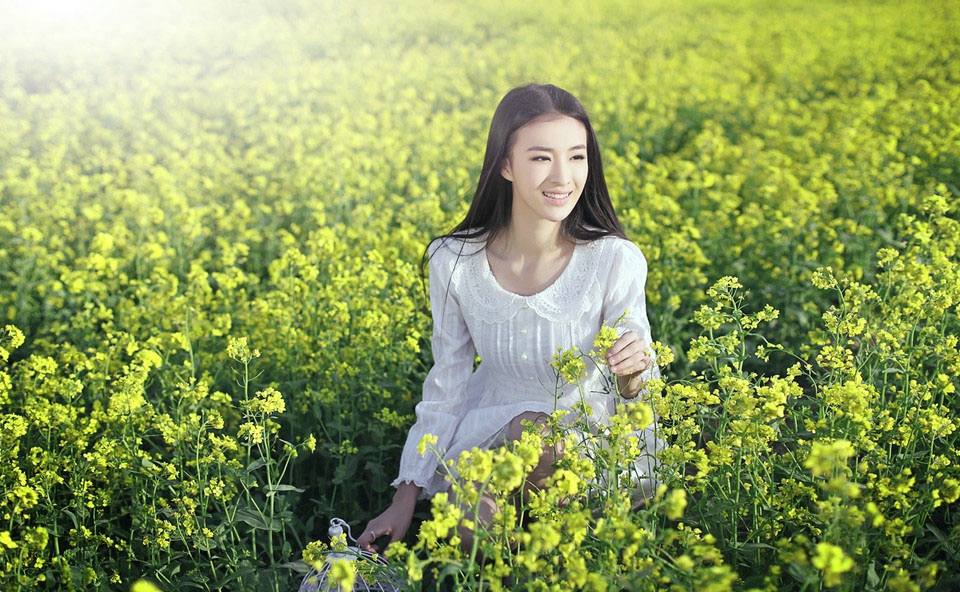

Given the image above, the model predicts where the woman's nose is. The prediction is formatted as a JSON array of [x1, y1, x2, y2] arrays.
[[550, 160, 571, 184]]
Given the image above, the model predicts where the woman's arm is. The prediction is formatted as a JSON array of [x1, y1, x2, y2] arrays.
[[601, 239, 659, 399], [391, 238, 477, 491]]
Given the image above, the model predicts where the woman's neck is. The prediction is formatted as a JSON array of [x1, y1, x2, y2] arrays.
[[486, 221, 576, 296], [493, 221, 570, 259]]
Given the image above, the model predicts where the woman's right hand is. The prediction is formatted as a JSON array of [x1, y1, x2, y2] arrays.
[[357, 482, 419, 553]]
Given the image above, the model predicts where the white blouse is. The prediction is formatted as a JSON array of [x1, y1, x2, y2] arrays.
[[392, 233, 663, 497]]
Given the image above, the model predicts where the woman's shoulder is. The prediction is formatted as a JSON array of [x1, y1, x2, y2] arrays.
[[427, 231, 487, 257], [586, 234, 647, 264], [428, 231, 487, 259]]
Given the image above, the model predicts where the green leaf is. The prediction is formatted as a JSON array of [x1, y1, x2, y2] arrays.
[[193, 535, 219, 552], [246, 459, 268, 472], [332, 455, 360, 485], [234, 508, 281, 532], [264, 484, 306, 496]]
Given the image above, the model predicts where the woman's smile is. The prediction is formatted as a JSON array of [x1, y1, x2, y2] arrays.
[[543, 190, 573, 202]]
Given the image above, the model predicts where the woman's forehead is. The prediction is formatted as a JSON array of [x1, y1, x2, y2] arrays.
[[511, 115, 587, 149]]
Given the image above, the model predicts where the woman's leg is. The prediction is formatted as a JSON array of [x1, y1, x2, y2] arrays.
[[505, 411, 563, 500], [455, 411, 564, 552]]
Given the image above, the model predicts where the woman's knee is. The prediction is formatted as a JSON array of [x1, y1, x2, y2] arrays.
[[507, 411, 563, 473], [454, 488, 498, 550], [507, 411, 550, 442]]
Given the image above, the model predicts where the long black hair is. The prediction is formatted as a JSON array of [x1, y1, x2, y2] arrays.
[[421, 83, 626, 281]]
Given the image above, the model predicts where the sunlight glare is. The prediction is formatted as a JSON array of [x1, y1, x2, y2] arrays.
[[3, 0, 175, 56], [13, 0, 122, 20]]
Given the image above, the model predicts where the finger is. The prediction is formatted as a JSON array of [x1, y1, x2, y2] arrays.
[[604, 335, 632, 363], [612, 360, 642, 376], [611, 349, 652, 376], [358, 525, 379, 550], [607, 331, 638, 354], [374, 528, 395, 552], [607, 336, 645, 366]]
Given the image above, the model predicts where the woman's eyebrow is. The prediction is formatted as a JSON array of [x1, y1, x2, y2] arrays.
[[525, 144, 588, 152]]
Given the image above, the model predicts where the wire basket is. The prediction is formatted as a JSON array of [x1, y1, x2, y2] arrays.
[[298, 518, 402, 592]]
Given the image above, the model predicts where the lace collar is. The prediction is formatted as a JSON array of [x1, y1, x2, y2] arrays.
[[451, 238, 606, 323]]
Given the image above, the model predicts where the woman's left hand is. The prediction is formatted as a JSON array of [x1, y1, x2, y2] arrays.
[[605, 331, 653, 377], [605, 331, 653, 399]]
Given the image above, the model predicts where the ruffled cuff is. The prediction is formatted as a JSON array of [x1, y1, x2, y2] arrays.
[[391, 421, 456, 498]]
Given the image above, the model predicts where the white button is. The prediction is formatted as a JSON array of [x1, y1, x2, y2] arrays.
[[520, 329, 528, 335], [527, 376, 535, 381], [521, 353, 528, 360], [521, 304, 529, 310]]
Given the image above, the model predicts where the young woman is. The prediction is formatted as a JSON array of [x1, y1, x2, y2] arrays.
[[358, 83, 661, 552]]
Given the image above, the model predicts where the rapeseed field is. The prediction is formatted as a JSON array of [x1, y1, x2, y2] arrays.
[[1, 0, 958, 589]]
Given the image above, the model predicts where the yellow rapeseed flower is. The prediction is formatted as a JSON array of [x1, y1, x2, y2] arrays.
[[663, 488, 688, 520], [257, 387, 286, 414], [811, 542, 854, 587], [0, 531, 17, 549], [804, 439, 856, 478], [552, 347, 586, 384], [326, 558, 357, 592], [226, 336, 260, 364], [237, 422, 264, 445], [591, 323, 619, 360], [417, 433, 438, 456], [0, 325, 25, 363]]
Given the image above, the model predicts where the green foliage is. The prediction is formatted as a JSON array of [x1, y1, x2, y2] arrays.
[[0, 0, 958, 590]]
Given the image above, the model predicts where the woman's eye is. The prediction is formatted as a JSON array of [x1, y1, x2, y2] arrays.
[[531, 156, 550, 162], [572, 154, 587, 161]]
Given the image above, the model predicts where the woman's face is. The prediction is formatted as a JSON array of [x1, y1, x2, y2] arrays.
[[500, 114, 588, 229]]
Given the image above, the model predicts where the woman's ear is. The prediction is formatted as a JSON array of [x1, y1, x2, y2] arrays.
[[500, 158, 513, 182]]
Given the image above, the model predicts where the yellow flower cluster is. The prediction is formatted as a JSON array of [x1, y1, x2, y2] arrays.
[[551, 347, 587, 385]]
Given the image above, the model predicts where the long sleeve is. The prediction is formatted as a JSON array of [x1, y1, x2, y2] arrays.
[[601, 239, 660, 385], [392, 239, 477, 493]]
